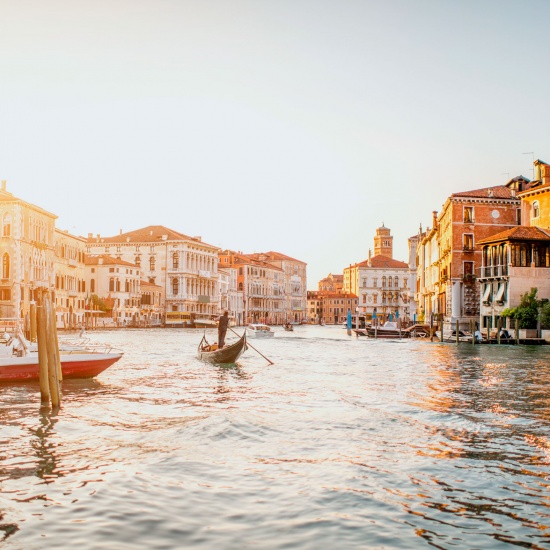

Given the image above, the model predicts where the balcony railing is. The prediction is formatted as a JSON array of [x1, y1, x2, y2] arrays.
[[478, 264, 508, 278]]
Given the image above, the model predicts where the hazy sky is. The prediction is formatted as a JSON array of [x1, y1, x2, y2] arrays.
[[1, 0, 549, 288]]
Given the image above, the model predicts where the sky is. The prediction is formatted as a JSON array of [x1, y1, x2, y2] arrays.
[[1, 0, 549, 289]]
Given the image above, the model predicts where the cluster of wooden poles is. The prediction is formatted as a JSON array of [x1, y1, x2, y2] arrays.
[[29, 291, 63, 407]]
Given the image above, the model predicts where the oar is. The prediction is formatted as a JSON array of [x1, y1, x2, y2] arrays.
[[230, 327, 274, 365]]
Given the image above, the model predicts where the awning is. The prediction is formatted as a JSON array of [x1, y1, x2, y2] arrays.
[[495, 284, 505, 302], [482, 284, 492, 302]]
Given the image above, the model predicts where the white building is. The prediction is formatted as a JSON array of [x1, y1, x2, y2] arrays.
[[86, 226, 220, 319]]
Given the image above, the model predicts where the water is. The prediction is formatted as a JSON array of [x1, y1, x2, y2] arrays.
[[1, 325, 550, 549]]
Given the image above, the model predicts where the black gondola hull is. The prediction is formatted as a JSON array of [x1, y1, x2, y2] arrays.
[[197, 333, 247, 364]]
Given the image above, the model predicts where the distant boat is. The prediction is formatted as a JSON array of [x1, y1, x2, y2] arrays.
[[247, 324, 275, 338], [283, 322, 294, 332]]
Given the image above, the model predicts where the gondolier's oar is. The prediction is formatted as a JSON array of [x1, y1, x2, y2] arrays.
[[230, 327, 274, 365]]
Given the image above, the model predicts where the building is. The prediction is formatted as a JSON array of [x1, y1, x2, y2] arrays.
[[343, 225, 413, 324], [318, 273, 343, 292], [418, 185, 520, 328], [86, 226, 220, 320], [477, 226, 550, 331], [54, 228, 87, 328], [246, 251, 307, 323], [218, 250, 285, 324], [516, 160, 550, 228], [0, 181, 57, 320], [306, 290, 358, 325], [85, 255, 142, 326], [139, 279, 165, 326]]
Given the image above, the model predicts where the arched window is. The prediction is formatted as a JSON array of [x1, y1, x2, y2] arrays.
[[2, 253, 9, 279], [109, 278, 115, 292], [135, 256, 141, 267], [238, 282, 243, 291], [150, 256, 155, 271], [2, 214, 10, 237], [91, 279, 95, 292], [394, 276, 399, 287], [382, 276, 386, 287], [172, 252, 179, 269], [172, 277, 179, 295], [388, 277, 392, 287], [125, 280, 130, 292], [533, 201, 540, 218], [116, 279, 120, 292]]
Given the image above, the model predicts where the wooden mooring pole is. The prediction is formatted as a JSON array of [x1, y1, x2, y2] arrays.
[[37, 301, 49, 404]]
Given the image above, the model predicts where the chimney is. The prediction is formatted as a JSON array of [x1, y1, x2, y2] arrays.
[[432, 211, 438, 228], [98, 257, 103, 265], [88, 233, 93, 239], [488, 189, 493, 197]]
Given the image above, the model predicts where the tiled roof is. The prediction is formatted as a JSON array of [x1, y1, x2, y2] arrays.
[[477, 226, 550, 244], [87, 225, 215, 247], [356, 255, 408, 269], [452, 185, 516, 199], [85, 254, 137, 267], [253, 251, 306, 264], [140, 280, 163, 289]]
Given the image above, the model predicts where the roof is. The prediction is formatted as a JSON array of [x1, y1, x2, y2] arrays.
[[356, 254, 408, 269], [249, 251, 306, 264], [85, 254, 138, 268], [477, 226, 550, 245], [87, 225, 216, 248], [451, 185, 517, 200]]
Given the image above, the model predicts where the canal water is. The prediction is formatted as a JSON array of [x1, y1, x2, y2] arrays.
[[1, 325, 550, 549]]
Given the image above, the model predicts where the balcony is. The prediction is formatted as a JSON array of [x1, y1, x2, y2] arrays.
[[462, 246, 475, 254]]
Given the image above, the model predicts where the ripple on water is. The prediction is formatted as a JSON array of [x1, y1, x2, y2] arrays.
[[1, 327, 550, 548]]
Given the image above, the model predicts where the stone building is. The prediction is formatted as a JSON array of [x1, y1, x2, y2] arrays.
[[218, 250, 285, 324], [0, 181, 57, 320], [54, 228, 87, 328], [86, 226, 220, 320], [343, 225, 413, 324]]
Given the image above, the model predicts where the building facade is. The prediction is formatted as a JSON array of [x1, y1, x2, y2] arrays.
[[86, 226, 220, 320]]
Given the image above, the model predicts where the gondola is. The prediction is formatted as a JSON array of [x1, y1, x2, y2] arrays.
[[197, 332, 248, 364]]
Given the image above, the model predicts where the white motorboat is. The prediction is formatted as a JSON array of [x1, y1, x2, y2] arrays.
[[246, 324, 275, 338]]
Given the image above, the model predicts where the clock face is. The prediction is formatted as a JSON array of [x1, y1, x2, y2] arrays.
[[491, 209, 500, 219]]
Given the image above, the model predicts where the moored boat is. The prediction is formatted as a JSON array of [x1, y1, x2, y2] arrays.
[[0, 351, 123, 382], [367, 321, 410, 339], [197, 332, 247, 364], [193, 315, 218, 329]]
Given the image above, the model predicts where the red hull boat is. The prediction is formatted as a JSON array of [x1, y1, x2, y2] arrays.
[[0, 351, 123, 382]]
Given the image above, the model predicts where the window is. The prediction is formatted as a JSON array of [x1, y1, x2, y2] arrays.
[[463, 261, 474, 275], [135, 256, 141, 267], [388, 277, 392, 287], [2, 214, 11, 237], [373, 278, 378, 287], [463, 234, 474, 251], [464, 206, 474, 223], [495, 284, 506, 303], [2, 253, 9, 279], [482, 284, 492, 304], [109, 278, 114, 292], [382, 276, 386, 287], [172, 277, 179, 295], [173, 253, 179, 269], [394, 276, 398, 287], [533, 201, 540, 218], [150, 256, 155, 270], [91, 279, 95, 292]]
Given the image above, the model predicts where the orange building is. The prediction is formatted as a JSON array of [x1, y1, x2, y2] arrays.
[[419, 185, 520, 326]]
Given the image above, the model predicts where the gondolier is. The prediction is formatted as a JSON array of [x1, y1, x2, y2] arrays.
[[218, 311, 229, 348]]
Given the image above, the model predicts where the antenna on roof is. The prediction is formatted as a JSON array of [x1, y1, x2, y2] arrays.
[[523, 152, 535, 179]]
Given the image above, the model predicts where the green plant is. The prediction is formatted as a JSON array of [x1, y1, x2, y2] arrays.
[[500, 288, 541, 329]]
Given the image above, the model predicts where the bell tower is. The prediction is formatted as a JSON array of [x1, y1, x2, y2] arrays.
[[374, 223, 393, 258]]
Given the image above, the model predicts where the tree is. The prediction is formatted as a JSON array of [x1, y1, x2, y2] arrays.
[[500, 288, 541, 329], [88, 293, 108, 312]]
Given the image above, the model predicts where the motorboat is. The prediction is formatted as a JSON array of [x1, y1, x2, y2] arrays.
[[366, 321, 410, 339], [435, 329, 474, 342], [246, 324, 275, 338], [0, 330, 123, 382]]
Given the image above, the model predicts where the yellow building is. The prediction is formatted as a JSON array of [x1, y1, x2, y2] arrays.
[[0, 181, 57, 320], [54, 228, 87, 328], [517, 159, 550, 229]]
